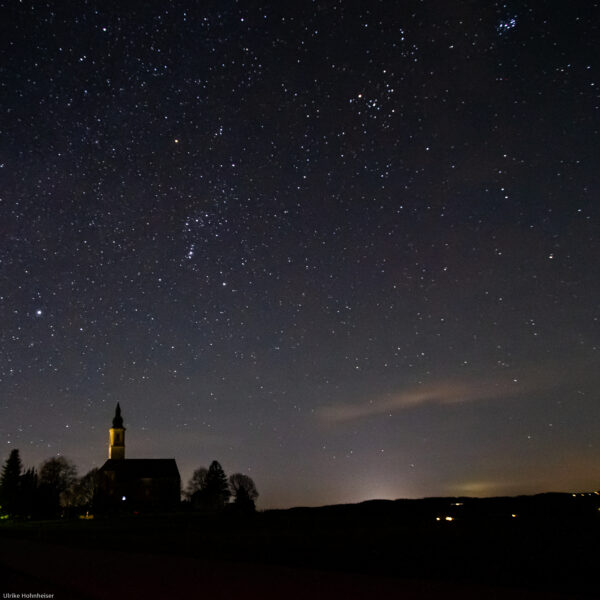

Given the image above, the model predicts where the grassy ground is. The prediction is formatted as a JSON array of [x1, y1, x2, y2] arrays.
[[1, 494, 598, 598]]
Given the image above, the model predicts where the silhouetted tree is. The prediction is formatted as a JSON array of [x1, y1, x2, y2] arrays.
[[192, 460, 230, 510], [38, 456, 77, 517], [0, 449, 23, 516], [185, 467, 208, 500], [60, 468, 98, 512], [234, 487, 255, 512], [228, 473, 258, 512], [19, 468, 38, 518], [77, 467, 99, 509]]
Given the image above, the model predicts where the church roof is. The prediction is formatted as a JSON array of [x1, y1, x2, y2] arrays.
[[100, 458, 180, 479]]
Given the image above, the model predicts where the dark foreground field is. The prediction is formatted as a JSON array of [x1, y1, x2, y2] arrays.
[[1, 493, 598, 599]]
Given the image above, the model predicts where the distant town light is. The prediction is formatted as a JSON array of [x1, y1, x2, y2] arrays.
[[122, 496, 126, 501]]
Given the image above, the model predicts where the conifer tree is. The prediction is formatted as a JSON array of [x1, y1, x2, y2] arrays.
[[203, 460, 231, 509], [0, 449, 23, 515]]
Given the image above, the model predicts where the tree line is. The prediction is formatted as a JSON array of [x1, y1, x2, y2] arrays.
[[184, 460, 258, 513], [0, 449, 258, 519], [0, 449, 82, 518]]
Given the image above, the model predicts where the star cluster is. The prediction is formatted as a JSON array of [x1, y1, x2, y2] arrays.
[[1, 1, 598, 507]]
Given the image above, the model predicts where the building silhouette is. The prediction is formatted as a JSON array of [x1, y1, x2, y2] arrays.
[[96, 404, 181, 512]]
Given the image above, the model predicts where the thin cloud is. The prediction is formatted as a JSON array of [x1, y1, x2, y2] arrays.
[[316, 374, 551, 423]]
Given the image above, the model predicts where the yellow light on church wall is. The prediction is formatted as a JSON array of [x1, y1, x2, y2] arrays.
[[109, 426, 126, 459]]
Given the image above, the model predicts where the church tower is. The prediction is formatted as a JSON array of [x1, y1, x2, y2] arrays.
[[109, 403, 126, 460]]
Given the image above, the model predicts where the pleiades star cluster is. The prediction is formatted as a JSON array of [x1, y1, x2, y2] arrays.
[[1, 1, 598, 507]]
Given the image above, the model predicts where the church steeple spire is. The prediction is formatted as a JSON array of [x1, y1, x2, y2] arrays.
[[109, 403, 126, 460], [112, 402, 124, 428]]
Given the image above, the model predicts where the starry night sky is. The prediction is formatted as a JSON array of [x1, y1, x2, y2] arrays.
[[1, 1, 598, 508]]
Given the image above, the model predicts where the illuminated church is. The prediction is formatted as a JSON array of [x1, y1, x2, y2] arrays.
[[96, 404, 181, 512]]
